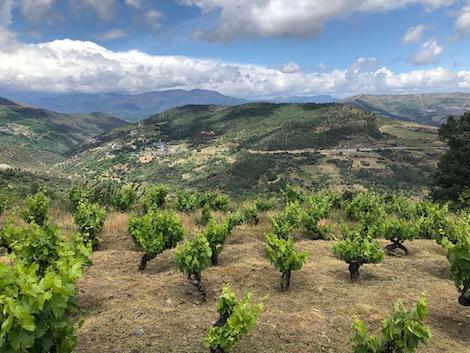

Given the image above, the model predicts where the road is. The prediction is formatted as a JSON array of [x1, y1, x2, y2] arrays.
[[247, 146, 446, 155]]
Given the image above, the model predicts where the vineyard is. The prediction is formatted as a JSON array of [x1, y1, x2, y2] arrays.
[[0, 183, 469, 353]]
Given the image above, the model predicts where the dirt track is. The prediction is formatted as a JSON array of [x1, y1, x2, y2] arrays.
[[247, 146, 447, 155]]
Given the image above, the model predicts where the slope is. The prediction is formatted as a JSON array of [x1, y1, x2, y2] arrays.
[[0, 99, 128, 170], [64, 103, 445, 194], [343, 93, 470, 126]]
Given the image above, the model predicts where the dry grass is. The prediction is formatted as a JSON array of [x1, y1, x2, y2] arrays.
[[73, 212, 470, 353]]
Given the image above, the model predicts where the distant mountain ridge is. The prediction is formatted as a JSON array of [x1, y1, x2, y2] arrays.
[[0, 89, 248, 121], [0, 97, 128, 170], [343, 93, 470, 126]]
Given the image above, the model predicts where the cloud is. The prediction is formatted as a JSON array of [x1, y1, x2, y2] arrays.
[[0, 0, 15, 45], [125, 0, 141, 8], [180, 0, 456, 41], [409, 39, 444, 65], [280, 62, 301, 74], [72, 0, 117, 20], [96, 28, 128, 41], [402, 24, 427, 44], [455, 5, 470, 37], [20, 0, 55, 23], [145, 9, 163, 32], [0, 39, 468, 97]]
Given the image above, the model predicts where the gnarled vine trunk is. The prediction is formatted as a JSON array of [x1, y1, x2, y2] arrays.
[[138, 253, 154, 271], [348, 260, 367, 281], [386, 239, 409, 255], [211, 251, 219, 266], [210, 311, 232, 353], [188, 271, 206, 301], [458, 284, 470, 306], [281, 269, 292, 291]]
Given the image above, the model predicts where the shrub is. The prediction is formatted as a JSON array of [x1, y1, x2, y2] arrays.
[[176, 190, 202, 212], [265, 233, 308, 291], [197, 204, 213, 226], [225, 211, 244, 232], [128, 210, 184, 271], [383, 194, 416, 220], [303, 194, 333, 239], [206, 286, 263, 353], [333, 226, 384, 281], [254, 196, 278, 211], [175, 233, 212, 300], [383, 218, 417, 255], [1, 221, 62, 275], [345, 192, 386, 236], [281, 183, 305, 204], [111, 185, 137, 212], [351, 295, 431, 353], [270, 202, 304, 239], [69, 183, 94, 208], [74, 201, 106, 251], [22, 190, 50, 226], [442, 220, 470, 306], [0, 258, 85, 353], [243, 206, 259, 225], [414, 200, 450, 242], [203, 192, 231, 212], [142, 185, 169, 212]]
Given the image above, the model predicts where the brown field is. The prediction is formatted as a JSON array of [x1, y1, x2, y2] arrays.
[[73, 212, 470, 353]]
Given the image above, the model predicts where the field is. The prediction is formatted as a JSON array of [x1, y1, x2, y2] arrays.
[[68, 211, 470, 353]]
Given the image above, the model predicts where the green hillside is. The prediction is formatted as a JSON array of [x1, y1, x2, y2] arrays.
[[64, 103, 445, 195], [0, 99, 128, 170], [343, 93, 470, 126]]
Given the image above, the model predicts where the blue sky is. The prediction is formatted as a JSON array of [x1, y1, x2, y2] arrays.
[[1, 0, 470, 97]]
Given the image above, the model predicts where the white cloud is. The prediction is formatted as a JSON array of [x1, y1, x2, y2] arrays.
[[180, 0, 456, 41], [0, 0, 15, 45], [145, 9, 163, 32], [402, 24, 427, 44], [280, 62, 301, 74], [0, 39, 468, 97], [20, 0, 54, 23], [72, 0, 117, 20], [96, 28, 128, 41], [125, 0, 141, 8], [455, 5, 470, 37], [410, 39, 444, 65]]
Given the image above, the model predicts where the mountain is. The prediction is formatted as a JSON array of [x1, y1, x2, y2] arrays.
[[0, 98, 128, 170], [343, 93, 470, 126], [63, 102, 444, 194], [0, 89, 248, 121], [264, 95, 338, 104]]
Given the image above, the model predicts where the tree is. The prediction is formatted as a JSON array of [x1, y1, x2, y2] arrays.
[[383, 218, 417, 255], [432, 112, 470, 205], [332, 226, 384, 281], [351, 295, 431, 353], [175, 233, 212, 300], [265, 233, 308, 291], [128, 210, 185, 271], [206, 286, 263, 353]]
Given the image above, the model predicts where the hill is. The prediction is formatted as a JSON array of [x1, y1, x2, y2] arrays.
[[0, 99, 128, 170], [63, 103, 445, 194], [0, 89, 247, 121], [343, 93, 470, 126]]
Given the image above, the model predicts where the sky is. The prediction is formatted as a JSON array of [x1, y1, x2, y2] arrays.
[[0, 0, 470, 98]]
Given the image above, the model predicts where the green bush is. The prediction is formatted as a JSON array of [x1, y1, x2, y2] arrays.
[[243, 206, 259, 225], [69, 183, 94, 208], [281, 183, 304, 204], [176, 190, 202, 212], [351, 295, 431, 353], [111, 185, 137, 212], [0, 258, 85, 353], [303, 193, 333, 239], [1, 221, 62, 275], [345, 192, 386, 236], [128, 210, 184, 271], [22, 191, 50, 226], [206, 286, 263, 353], [383, 194, 416, 220], [442, 220, 470, 306], [197, 204, 213, 226], [265, 233, 308, 291], [175, 233, 212, 300], [203, 192, 231, 212], [74, 201, 106, 251], [383, 218, 417, 255], [270, 202, 304, 239], [254, 196, 278, 211], [414, 200, 450, 242], [142, 185, 169, 212], [333, 226, 384, 281]]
